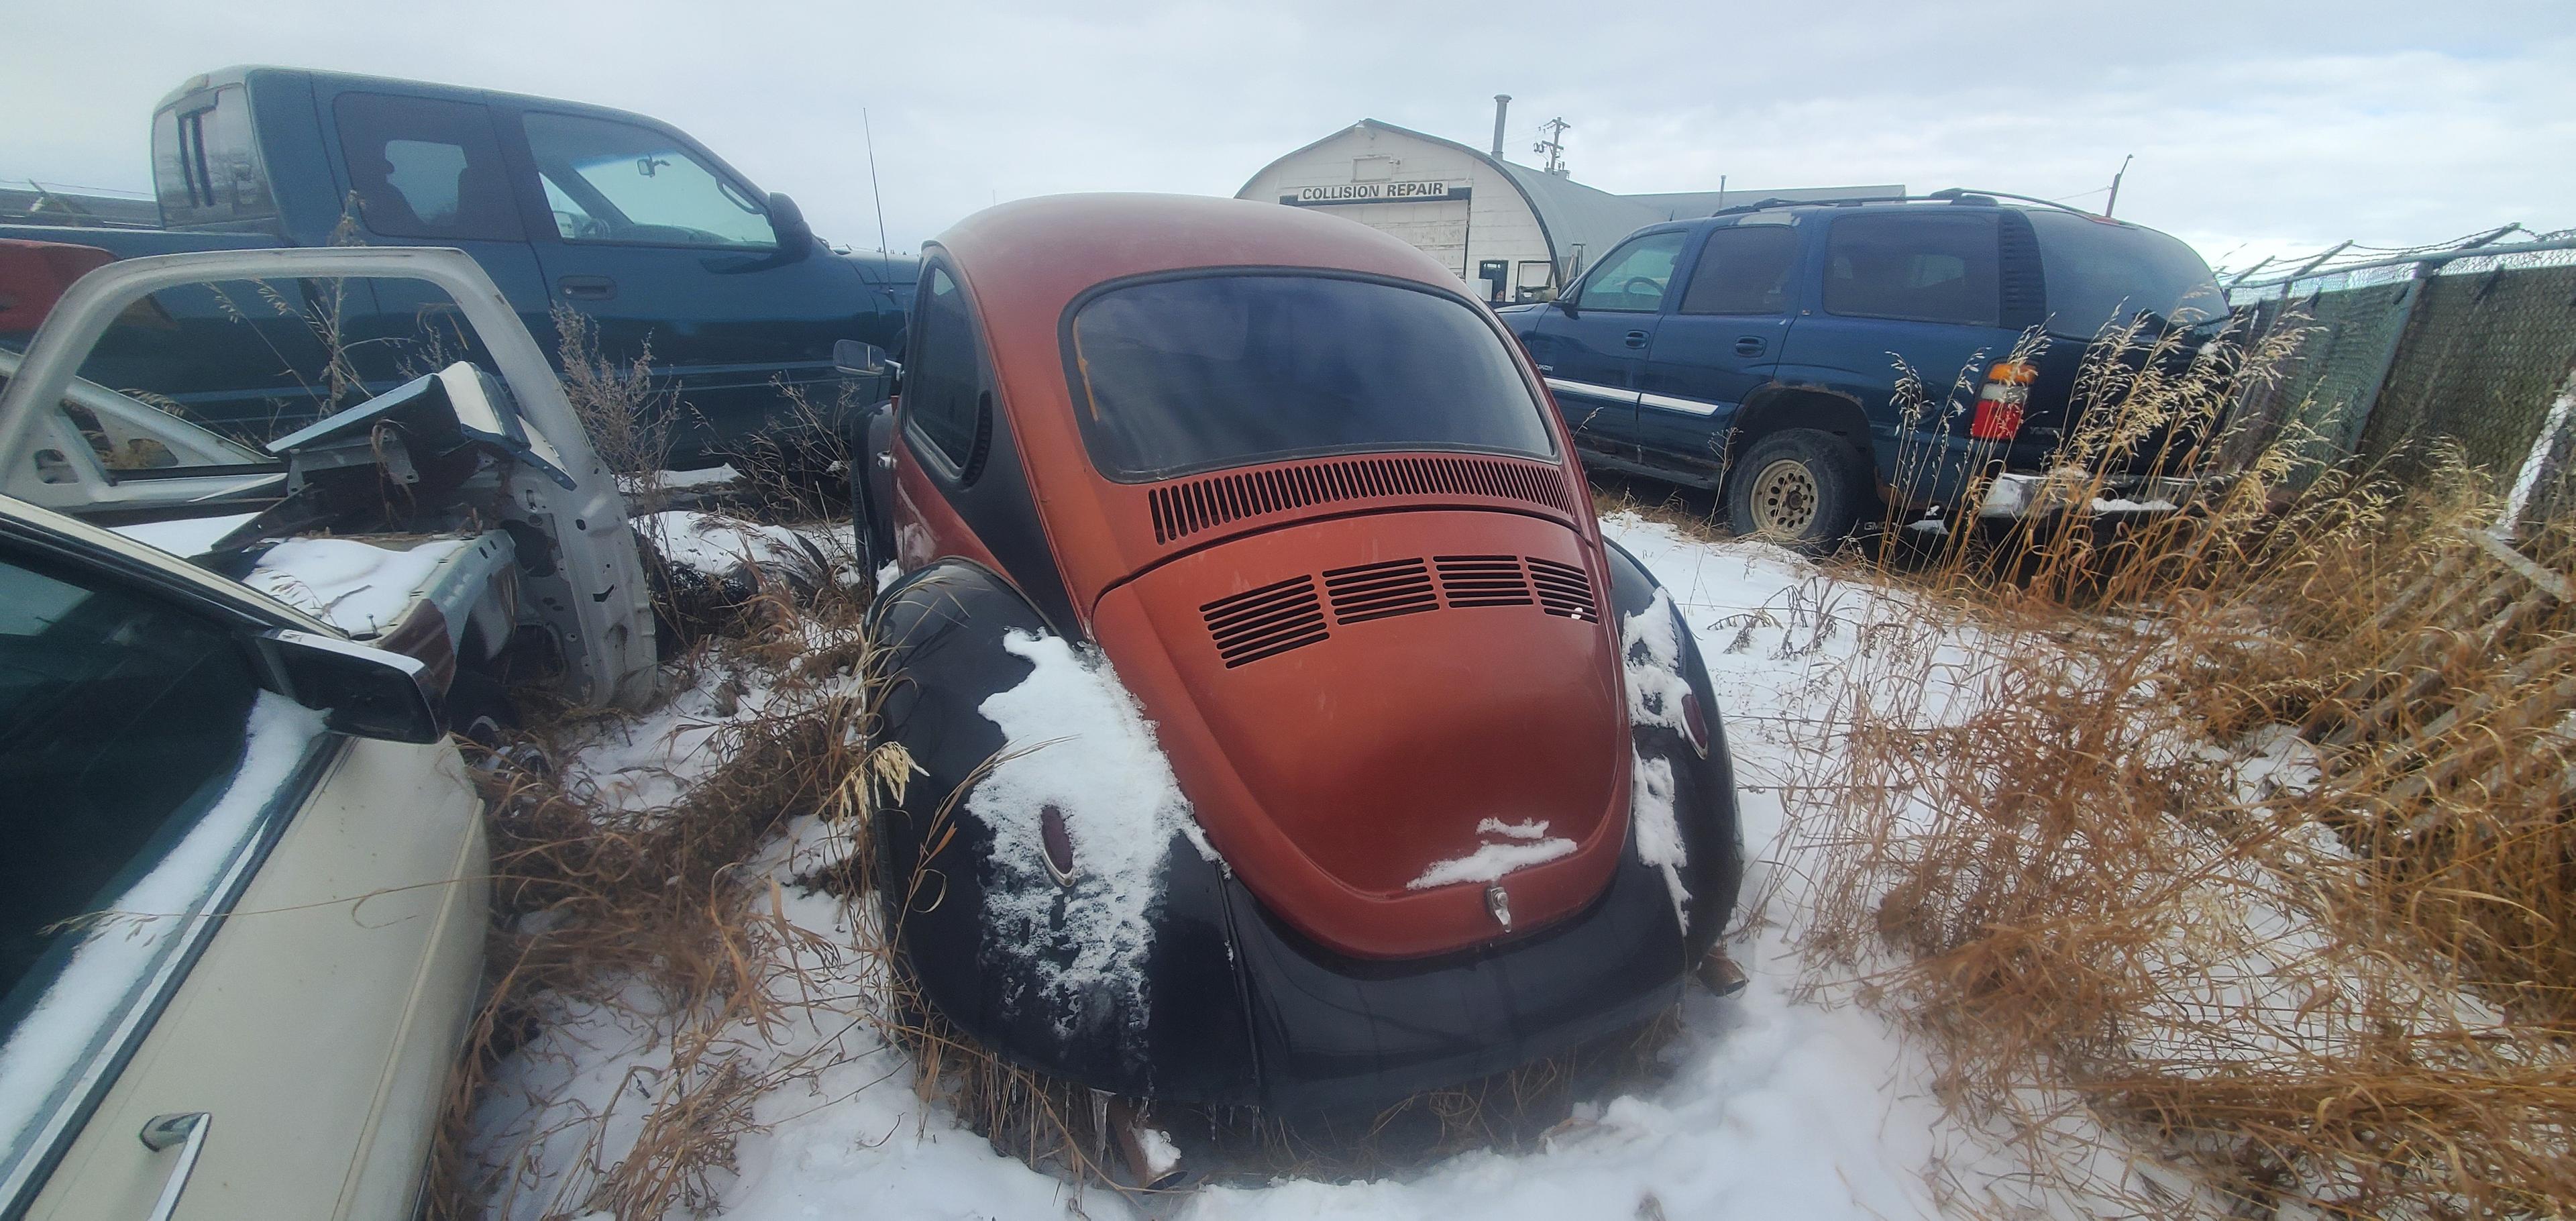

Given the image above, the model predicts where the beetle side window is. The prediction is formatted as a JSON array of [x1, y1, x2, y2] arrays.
[[522, 113, 775, 250], [333, 93, 524, 243], [0, 550, 317, 1191], [1678, 225, 1803, 315], [904, 267, 985, 474], [1574, 232, 1688, 312], [1822, 213, 2002, 327]]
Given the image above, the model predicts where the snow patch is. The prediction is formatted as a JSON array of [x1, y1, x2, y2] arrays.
[[1407, 836, 1578, 890], [1621, 588, 1695, 931], [1476, 816, 1549, 840], [971, 632, 1203, 1034], [248, 535, 469, 635], [108, 511, 258, 558], [643, 510, 816, 578]]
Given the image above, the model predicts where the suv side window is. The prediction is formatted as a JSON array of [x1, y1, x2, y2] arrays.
[[333, 93, 525, 243], [0, 549, 313, 1185], [522, 113, 776, 250], [1822, 213, 2002, 327], [904, 266, 987, 476], [1679, 225, 1803, 315], [1576, 231, 1688, 312]]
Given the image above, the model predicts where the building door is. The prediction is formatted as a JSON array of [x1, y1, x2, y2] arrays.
[[1330, 199, 1470, 278], [1476, 260, 1509, 304]]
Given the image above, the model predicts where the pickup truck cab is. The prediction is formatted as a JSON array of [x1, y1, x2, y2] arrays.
[[0, 66, 915, 462], [1500, 193, 2230, 546]]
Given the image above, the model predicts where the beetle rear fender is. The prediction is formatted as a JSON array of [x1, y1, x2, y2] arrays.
[[1601, 538, 1746, 959], [865, 560, 1257, 1102]]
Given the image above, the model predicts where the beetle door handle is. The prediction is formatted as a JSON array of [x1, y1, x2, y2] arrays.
[[557, 275, 616, 301], [1735, 336, 1767, 356], [138, 1112, 211, 1221], [1623, 329, 1649, 349]]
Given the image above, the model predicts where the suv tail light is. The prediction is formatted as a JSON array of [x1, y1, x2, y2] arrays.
[[1970, 360, 2035, 441]]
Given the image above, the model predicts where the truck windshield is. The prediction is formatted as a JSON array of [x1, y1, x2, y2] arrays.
[[1067, 274, 1556, 480], [2028, 211, 2231, 334]]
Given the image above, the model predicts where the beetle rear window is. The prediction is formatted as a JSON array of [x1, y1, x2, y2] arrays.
[[1067, 274, 1556, 480]]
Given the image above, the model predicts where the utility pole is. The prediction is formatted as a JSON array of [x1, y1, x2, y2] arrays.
[[2104, 153, 2133, 217], [1534, 117, 1572, 176]]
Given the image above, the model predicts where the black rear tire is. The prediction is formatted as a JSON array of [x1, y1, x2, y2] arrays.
[[1725, 428, 1878, 553]]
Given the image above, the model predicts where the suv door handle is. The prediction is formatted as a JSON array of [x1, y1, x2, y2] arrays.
[[557, 275, 616, 301], [1735, 336, 1768, 356], [139, 1112, 211, 1221], [1623, 329, 1649, 349]]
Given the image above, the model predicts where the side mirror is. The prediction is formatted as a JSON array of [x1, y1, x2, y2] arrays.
[[259, 628, 444, 743], [766, 192, 815, 260], [834, 338, 903, 396], [1553, 295, 1578, 316]]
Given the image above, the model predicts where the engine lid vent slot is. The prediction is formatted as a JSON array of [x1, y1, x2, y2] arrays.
[[1526, 558, 1599, 621], [1202, 575, 1330, 667], [1435, 555, 1534, 607], [1323, 558, 1438, 624], [1148, 454, 1576, 544]]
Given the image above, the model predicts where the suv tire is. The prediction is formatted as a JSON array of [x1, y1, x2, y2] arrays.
[[1726, 429, 1878, 552]]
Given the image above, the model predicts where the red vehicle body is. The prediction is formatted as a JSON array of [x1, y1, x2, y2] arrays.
[[859, 194, 1743, 1118]]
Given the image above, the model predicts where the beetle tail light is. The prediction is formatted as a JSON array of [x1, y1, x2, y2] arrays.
[[1039, 803, 1077, 886], [1971, 360, 2035, 442], [1680, 690, 1711, 759]]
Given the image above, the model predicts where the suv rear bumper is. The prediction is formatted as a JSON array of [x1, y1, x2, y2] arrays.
[[1975, 470, 2213, 519]]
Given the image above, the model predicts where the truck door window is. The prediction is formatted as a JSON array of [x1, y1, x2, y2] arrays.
[[0, 549, 316, 1193], [332, 93, 524, 243], [1822, 213, 2002, 327], [1678, 225, 1803, 315], [1574, 232, 1687, 312], [149, 86, 278, 228], [522, 113, 775, 250]]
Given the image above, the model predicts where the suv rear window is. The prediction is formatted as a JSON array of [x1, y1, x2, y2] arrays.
[[2026, 211, 2229, 333], [1823, 213, 2000, 327], [1066, 274, 1556, 480]]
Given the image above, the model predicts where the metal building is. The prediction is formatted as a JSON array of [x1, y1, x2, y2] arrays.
[[1238, 105, 1900, 304]]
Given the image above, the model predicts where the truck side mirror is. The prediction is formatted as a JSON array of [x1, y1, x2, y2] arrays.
[[834, 339, 902, 397], [259, 628, 445, 743], [766, 192, 815, 260]]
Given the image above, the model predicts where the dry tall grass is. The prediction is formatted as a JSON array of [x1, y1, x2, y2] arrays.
[[1780, 312, 2576, 1217]]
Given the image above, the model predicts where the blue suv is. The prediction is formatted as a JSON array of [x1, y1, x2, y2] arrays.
[[1499, 193, 2229, 547]]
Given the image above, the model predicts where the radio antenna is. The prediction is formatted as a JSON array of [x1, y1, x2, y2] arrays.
[[862, 108, 893, 275]]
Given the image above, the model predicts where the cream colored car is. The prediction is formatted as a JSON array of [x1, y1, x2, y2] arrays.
[[0, 498, 488, 1220], [0, 246, 655, 1218]]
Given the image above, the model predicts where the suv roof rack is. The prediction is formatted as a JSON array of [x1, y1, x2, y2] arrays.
[[1707, 188, 2112, 221]]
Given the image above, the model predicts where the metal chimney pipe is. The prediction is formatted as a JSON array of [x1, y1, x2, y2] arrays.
[[1491, 95, 1512, 158]]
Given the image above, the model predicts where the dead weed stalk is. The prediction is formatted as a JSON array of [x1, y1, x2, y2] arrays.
[[1784, 313, 2576, 1218]]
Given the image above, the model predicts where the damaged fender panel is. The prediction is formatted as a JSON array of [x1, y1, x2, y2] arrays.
[[866, 560, 1256, 1103]]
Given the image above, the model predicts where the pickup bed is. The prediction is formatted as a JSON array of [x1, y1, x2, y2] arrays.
[[1, 66, 916, 462]]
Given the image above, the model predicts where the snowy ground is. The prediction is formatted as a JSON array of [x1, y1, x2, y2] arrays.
[[462, 513, 2103, 1221]]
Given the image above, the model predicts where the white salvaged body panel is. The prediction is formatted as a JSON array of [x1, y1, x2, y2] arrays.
[[1238, 125, 1557, 302]]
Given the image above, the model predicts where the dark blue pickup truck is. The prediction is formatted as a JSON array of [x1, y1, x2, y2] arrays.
[[1501, 193, 2229, 546], [0, 66, 914, 462]]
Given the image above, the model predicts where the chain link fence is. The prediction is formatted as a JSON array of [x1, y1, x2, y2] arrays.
[[2225, 235, 2576, 490]]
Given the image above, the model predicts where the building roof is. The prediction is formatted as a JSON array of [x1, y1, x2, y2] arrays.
[[1240, 119, 1906, 277], [1622, 184, 1907, 221], [1242, 119, 1664, 276]]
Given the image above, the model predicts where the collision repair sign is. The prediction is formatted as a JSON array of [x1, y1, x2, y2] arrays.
[[1283, 181, 1472, 206]]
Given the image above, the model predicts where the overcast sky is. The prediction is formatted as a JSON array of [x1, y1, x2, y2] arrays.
[[5, 0, 2570, 272]]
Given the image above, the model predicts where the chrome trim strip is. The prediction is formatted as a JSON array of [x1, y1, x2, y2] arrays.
[[1638, 391, 1723, 417], [1542, 377, 1640, 404]]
